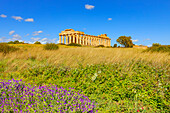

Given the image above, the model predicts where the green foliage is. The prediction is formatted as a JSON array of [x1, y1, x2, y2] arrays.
[[4, 61, 169, 112], [95, 45, 105, 48], [44, 43, 59, 50], [152, 43, 161, 47], [66, 43, 82, 47], [7, 40, 24, 44], [144, 45, 170, 53], [0, 43, 19, 55], [34, 41, 41, 44], [113, 44, 117, 48], [116, 36, 133, 48]]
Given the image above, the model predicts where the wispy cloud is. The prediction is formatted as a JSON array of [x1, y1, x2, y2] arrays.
[[143, 38, 150, 41], [108, 18, 112, 21], [0, 37, 6, 42], [33, 31, 43, 36], [39, 38, 57, 44], [132, 39, 139, 42], [0, 14, 7, 18], [24, 34, 29, 37], [12, 34, 22, 40], [9, 30, 15, 35], [85, 4, 95, 10], [25, 18, 34, 22], [147, 44, 152, 47], [31, 37, 41, 42], [12, 16, 23, 21]]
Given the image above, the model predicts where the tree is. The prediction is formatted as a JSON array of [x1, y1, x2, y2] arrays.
[[8, 41, 14, 44], [116, 36, 133, 48], [13, 40, 20, 44], [34, 41, 41, 44], [113, 44, 117, 48], [152, 43, 161, 47]]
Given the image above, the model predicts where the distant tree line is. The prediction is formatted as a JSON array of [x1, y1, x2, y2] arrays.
[[7, 40, 25, 44]]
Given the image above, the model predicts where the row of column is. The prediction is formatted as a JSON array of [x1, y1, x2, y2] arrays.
[[59, 34, 111, 46]]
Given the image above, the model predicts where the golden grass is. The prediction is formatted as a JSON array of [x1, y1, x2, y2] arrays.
[[0, 44, 169, 73]]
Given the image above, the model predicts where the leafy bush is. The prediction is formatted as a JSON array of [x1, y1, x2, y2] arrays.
[[44, 43, 59, 50], [66, 43, 82, 47], [0, 43, 19, 55], [34, 41, 41, 44], [113, 44, 117, 48], [7, 40, 24, 44], [144, 45, 170, 53], [152, 43, 161, 47], [95, 45, 105, 48]]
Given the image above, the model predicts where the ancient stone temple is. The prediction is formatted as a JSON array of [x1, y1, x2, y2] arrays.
[[59, 29, 111, 46]]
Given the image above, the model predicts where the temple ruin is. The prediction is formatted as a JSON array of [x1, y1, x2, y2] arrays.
[[59, 29, 111, 46]]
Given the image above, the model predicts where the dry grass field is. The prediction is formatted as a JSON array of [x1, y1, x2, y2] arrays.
[[0, 44, 169, 73]]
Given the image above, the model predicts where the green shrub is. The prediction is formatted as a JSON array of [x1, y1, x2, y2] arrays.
[[34, 41, 41, 44], [7, 40, 24, 44], [152, 43, 161, 47], [66, 43, 82, 47], [44, 43, 59, 50], [144, 45, 170, 53], [7, 41, 14, 44], [95, 45, 105, 48], [0, 43, 19, 55], [113, 44, 117, 48]]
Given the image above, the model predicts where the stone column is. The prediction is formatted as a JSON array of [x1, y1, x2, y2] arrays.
[[62, 35, 65, 44], [80, 35, 82, 45], [59, 35, 61, 43], [102, 38, 104, 45], [109, 39, 111, 46], [69, 35, 71, 44], [105, 39, 107, 46], [76, 34, 79, 44], [83, 35, 85, 45], [66, 35, 68, 44], [73, 35, 75, 43], [86, 35, 87, 45], [91, 36, 93, 46]]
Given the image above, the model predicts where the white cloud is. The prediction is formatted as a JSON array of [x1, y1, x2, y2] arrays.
[[147, 44, 152, 47], [132, 39, 139, 42], [25, 18, 34, 22], [41, 38, 48, 42], [57, 40, 60, 44], [0, 14, 7, 18], [108, 18, 112, 21], [39, 38, 57, 44], [12, 16, 23, 21], [31, 37, 40, 41], [12, 34, 21, 40], [9, 30, 15, 35], [33, 31, 43, 36], [24, 34, 29, 37], [0, 37, 6, 42], [85, 4, 95, 10], [143, 38, 150, 41]]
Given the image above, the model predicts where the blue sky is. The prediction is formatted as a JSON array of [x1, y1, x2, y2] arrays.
[[0, 0, 170, 46]]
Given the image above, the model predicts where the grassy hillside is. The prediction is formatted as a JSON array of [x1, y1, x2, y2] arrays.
[[0, 44, 169, 112]]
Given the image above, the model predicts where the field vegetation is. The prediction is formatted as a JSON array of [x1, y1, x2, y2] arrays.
[[0, 44, 169, 112]]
